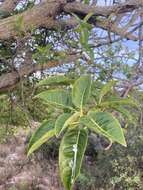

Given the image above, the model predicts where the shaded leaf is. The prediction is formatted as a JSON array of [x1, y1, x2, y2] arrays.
[[99, 80, 116, 103], [27, 120, 55, 156], [55, 113, 72, 137], [111, 105, 133, 122], [84, 0, 90, 4], [100, 97, 139, 108]]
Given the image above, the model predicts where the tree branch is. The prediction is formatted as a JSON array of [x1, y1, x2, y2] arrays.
[[0, 0, 65, 40], [64, 1, 142, 17], [0, 0, 20, 17], [0, 53, 79, 92], [0, 0, 142, 40]]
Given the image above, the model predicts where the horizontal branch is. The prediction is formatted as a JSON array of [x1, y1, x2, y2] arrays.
[[95, 18, 138, 41], [0, 0, 65, 40], [0, 53, 79, 92], [64, 0, 142, 17], [0, 0, 20, 16], [0, 0, 142, 40]]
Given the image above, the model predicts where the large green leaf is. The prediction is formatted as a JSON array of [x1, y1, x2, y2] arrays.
[[36, 75, 72, 87], [55, 113, 72, 137], [98, 80, 116, 104], [80, 111, 126, 147], [27, 120, 55, 156], [72, 75, 91, 110], [59, 128, 88, 190], [35, 89, 72, 109]]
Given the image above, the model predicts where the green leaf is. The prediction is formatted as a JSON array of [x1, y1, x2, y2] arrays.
[[36, 75, 73, 87], [35, 89, 72, 109], [55, 112, 80, 137], [0, 94, 7, 100], [15, 15, 24, 33], [64, 112, 80, 129], [111, 105, 133, 122], [80, 28, 89, 46], [100, 97, 139, 108], [84, 0, 90, 4], [99, 80, 116, 104], [27, 120, 55, 156], [55, 113, 72, 137], [83, 12, 94, 22], [59, 128, 88, 190], [80, 111, 126, 147], [72, 75, 91, 110], [72, 13, 81, 23]]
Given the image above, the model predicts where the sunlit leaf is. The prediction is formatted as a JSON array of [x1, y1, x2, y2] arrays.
[[35, 89, 72, 109], [72, 75, 91, 110], [59, 128, 88, 190], [80, 111, 126, 147]]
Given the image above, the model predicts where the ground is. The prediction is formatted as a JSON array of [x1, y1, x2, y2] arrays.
[[0, 125, 63, 190]]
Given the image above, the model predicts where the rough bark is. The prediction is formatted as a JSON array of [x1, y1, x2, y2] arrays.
[[0, 53, 79, 92], [64, 1, 142, 17], [0, 1, 65, 40], [0, 0, 20, 15], [0, 0, 142, 40]]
